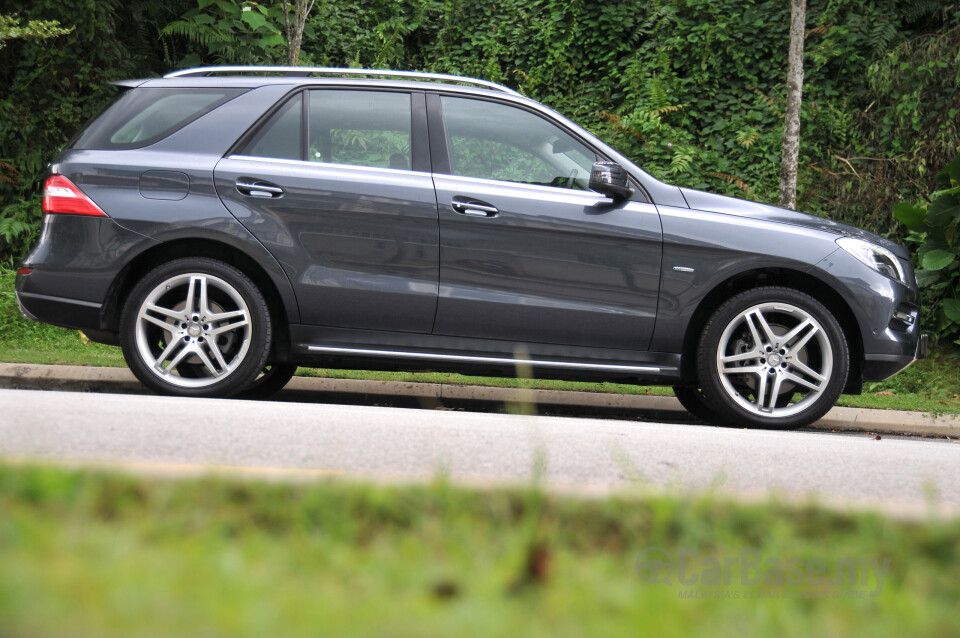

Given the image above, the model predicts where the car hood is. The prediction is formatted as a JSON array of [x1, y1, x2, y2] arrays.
[[679, 188, 909, 259]]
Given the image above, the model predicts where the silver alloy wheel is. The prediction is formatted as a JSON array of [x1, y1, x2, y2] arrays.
[[715, 302, 833, 418], [134, 273, 252, 388]]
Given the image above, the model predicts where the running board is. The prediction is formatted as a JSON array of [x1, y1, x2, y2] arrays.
[[303, 345, 668, 374]]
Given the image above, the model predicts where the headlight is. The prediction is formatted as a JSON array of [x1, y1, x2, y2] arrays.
[[836, 237, 906, 284]]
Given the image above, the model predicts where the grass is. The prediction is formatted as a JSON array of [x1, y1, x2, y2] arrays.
[[1, 463, 959, 637], [3, 265, 958, 413]]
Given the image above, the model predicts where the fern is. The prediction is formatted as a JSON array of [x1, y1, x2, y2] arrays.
[[645, 75, 671, 110], [707, 171, 751, 194], [901, 0, 947, 23], [650, 104, 686, 116], [735, 128, 760, 149], [669, 147, 694, 175], [0, 218, 31, 243], [868, 20, 899, 55], [161, 20, 233, 48], [752, 87, 783, 119]]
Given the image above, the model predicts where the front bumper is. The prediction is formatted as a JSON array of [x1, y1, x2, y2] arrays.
[[862, 332, 929, 382]]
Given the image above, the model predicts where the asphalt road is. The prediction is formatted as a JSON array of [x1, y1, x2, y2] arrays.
[[1, 387, 958, 516]]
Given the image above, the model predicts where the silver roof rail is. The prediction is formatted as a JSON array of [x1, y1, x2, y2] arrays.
[[163, 66, 522, 96]]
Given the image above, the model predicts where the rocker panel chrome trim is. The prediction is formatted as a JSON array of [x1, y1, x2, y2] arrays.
[[304, 345, 665, 374]]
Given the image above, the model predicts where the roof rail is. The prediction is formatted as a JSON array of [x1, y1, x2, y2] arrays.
[[163, 66, 522, 96]]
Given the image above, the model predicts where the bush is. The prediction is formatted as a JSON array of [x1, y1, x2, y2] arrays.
[[895, 151, 960, 344]]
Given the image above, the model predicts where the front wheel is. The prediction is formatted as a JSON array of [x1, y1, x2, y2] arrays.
[[120, 258, 273, 398], [696, 287, 849, 429], [236, 363, 298, 400]]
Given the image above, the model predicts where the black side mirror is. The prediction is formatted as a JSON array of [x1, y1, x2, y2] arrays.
[[589, 161, 632, 201]]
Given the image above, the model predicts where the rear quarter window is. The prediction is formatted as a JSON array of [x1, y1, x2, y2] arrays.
[[71, 88, 246, 150]]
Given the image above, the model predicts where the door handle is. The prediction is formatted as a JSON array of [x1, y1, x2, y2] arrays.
[[451, 197, 499, 217], [236, 179, 284, 198]]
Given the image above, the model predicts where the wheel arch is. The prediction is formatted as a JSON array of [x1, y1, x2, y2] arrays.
[[100, 238, 297, 362], [679, 267, 864, 394]]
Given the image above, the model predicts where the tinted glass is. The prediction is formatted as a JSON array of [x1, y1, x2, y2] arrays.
[[242, 93, 302, 160], [72, 88, 245, 150], [308, 90, 411, 170], [440, 96, 595, 189]]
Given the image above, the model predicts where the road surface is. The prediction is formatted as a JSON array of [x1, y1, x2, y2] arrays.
[[1, 387, 958, 516]]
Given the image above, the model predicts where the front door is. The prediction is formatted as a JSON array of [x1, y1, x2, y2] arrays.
[[430, 94, 662, 351]]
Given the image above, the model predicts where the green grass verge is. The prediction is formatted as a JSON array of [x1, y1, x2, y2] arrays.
[[1, 464, 958, 637], [3, 266, 958, 413]]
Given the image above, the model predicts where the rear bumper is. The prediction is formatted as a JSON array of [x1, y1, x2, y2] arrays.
[[14, 288, 103, 333]]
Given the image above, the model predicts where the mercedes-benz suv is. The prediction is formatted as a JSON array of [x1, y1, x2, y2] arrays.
[[15, 66, 927, 428]]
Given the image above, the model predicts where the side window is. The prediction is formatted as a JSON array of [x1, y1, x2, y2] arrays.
[[71, 88, 246, 150], [242, 93, 302, 160], [308, 90, 412, 170], [440, 96, 596, 190]]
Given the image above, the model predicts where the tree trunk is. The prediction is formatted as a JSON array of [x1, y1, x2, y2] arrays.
[[282, 0, 317, 66], [779, 0, 806, 210]]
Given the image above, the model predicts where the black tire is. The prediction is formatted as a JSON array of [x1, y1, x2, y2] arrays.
[[236, 363, 298, 400], [120, 257, 272, 398], [672, 385, 724, 424], [695, 286, 849, 430]]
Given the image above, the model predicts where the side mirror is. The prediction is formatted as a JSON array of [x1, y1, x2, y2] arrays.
[[589, 161, 632, 201]]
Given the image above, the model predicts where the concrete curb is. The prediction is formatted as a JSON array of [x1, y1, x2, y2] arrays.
[[1, 362, 957, 438]]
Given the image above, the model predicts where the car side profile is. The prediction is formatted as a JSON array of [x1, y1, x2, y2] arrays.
[[15, 66, 926, 429]]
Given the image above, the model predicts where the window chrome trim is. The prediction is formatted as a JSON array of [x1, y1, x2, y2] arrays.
[[225, 154, 432, 178], [304, 345, 665, 374], [432, 173, 610, 200]]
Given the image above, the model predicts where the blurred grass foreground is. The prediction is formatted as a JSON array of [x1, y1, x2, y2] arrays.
[[1, 463, 959, 637]]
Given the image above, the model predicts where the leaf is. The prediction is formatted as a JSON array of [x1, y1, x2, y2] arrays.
[[935, 152, 960, 189], [893, 202, 926, 229], [926, 193, 960, 227], [921, 249, 956, 271], [241, 11, 267, 30], [944, 299, 960, 323], [261, 33, 285, 47], [916, 268, 940, 287]]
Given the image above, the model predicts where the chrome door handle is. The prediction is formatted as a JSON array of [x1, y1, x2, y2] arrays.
[[451, 198, 499, 217], [236, 179, 284, 198]]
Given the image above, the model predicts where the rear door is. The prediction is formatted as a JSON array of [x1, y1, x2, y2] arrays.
[[215, 88, 439, 333], [429, 94, 662, 351]]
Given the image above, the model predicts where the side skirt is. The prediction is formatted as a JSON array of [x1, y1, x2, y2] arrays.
[[287, 324, 681, 384]]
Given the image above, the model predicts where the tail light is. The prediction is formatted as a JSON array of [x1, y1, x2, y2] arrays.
[[42, 175, 107, 217]]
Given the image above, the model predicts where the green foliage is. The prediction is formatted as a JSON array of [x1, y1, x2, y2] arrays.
[[0, 12, 71, 48], [0, 0, 196, 264], [0, 195, 41, 261], [895, 152, 960, 343], [161, 0, 290, 66]]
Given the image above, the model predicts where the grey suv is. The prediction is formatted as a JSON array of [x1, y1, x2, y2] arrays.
[[15, 66, 926, 429]]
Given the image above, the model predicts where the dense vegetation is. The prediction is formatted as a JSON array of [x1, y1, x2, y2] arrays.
[[1, 0, 958, 338]]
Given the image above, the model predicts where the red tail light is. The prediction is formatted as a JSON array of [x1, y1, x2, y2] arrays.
[[16, 268, 32, 276], [42, 175, 107, 217]]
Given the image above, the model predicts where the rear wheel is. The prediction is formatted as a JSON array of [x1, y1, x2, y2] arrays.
[[120, 258, 272, 398], [672, 385, 723, 424], [696, 287, 848, 429]]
